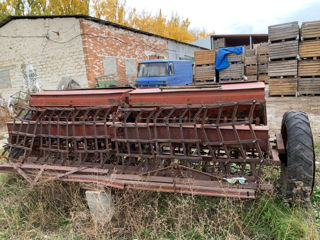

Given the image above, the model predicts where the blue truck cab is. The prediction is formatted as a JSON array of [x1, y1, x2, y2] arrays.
[[136, 59, 193, 87]]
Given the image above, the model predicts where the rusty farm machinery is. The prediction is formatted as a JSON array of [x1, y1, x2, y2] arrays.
[[0, 82, 315, 202]]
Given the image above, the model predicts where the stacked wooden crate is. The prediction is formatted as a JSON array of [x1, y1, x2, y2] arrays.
[[257, 43, 269, 82], [298, 20, 320, 95], [268, 22, 299, 96], [245, 49, 257, 81], [214, 38, 225, 49], [194, 50, 216, 84], [220, 50, 245, 82]]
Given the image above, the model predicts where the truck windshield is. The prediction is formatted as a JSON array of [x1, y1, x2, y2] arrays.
[[138, 62, 168, 77]]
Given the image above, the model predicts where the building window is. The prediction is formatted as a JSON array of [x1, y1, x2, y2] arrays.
[[0, 69, 11, 88], [102, 56, 117, 75], [125, 58, 137, 85], [125, 58, 137, 76]]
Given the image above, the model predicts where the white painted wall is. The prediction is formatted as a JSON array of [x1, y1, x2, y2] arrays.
[[191, 36, 212, 49], [168, 40, 203, 62], [0, 17, 88, 100]]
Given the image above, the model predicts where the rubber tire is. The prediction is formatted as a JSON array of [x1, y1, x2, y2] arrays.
[[280, 111, 315, 203]]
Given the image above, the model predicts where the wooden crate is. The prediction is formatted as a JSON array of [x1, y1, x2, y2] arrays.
[[245, 56, 257, 65], [268, 22, 299, 42], [298, 77, 320, 95], [301, 20, 320, 40], [194, 65, 216, 82], [228, 52, 244, 62], [245, 65, 257, 75], [258, 55, 268, 64], [257, 45, 269, 55], [247, 75, 257, 81], [258, 64, 268, 74], [298, 60, 320, 77], [269, 78, 297, 96], [269, 40, 298, 60], [259, 74, 270, 83], [245, 49, 255, 57], [268, 60, 297, 77], [220, 63, 244, 80], [214, 38, 225, 49], [299, 40, 320, 58], [194, 50, 216, 65]]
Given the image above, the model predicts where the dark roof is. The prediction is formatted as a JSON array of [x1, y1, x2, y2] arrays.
[[0, 15, 205, 49], [212, 34, 268, 38], [212, 34, 268, 47]]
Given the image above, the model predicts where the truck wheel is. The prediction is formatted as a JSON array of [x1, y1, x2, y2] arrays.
[[280, 111, 315, 203]]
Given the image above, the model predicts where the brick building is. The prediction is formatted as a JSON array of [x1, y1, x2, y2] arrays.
[[0, 15, 203, 100]]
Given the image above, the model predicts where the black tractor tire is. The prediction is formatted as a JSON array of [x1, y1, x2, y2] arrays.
[[280, 111, 315, 203]]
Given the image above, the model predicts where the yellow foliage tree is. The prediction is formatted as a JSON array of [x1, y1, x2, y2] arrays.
[[0, 0, 211, 42], [92, 0, 212, 43], [0, 1, 10, 21], [48, 0, 89, 15], [0, 0, 25, 18], [27, 0, 50, 15], [93, 0, 126, 25], [0, 0, 89, 21]]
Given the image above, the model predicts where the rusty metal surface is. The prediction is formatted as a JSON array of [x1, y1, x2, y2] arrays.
[[128, 83, 266, 107], [29, 88, 132, 107], [1, 83, 274, 198], [28, 82, 266, 108], [4, 99, 270, 180], [0, 163, 273, 198], [276, 133, 285, 154]]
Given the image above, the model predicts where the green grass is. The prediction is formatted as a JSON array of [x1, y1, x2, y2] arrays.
[[311, 142, 320, 235], [0, 144, 319, 239]]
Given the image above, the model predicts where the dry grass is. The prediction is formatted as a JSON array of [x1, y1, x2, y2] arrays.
[[0, 144, 318, 239], [0, 167, 318, 239], [0, 105, 10, 128]]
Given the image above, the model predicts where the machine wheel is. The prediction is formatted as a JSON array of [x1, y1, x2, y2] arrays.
[[280, 111, 315, 203]]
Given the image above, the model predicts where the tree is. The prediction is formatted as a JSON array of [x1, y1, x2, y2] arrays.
[[48, 0, 89, 15], [0, 0, 10, 21], [27, 0, 50, 15], [92, 0, 126, 25], [124, 8, 212, 43], [0, 0, 212, 43], [0, 0, 89, 21]]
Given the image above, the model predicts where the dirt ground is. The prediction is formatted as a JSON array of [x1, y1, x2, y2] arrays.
[[266, 95, 320, 140]]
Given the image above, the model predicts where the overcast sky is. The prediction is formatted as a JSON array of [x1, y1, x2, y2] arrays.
[[126, 0, 320, 34]]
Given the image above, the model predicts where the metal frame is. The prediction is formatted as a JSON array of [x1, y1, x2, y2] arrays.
[[0, 83, 277, 199]]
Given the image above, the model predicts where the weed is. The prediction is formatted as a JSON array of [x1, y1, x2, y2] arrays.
[[244, 194, 317, 239], [0, 105, 10, 127], [0, 175, 318, 239], [315, 142, 320, 162], [0, 142, 319, 239]]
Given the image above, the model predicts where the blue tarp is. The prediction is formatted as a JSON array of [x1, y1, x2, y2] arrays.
[[216, 46, 244, 70]]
